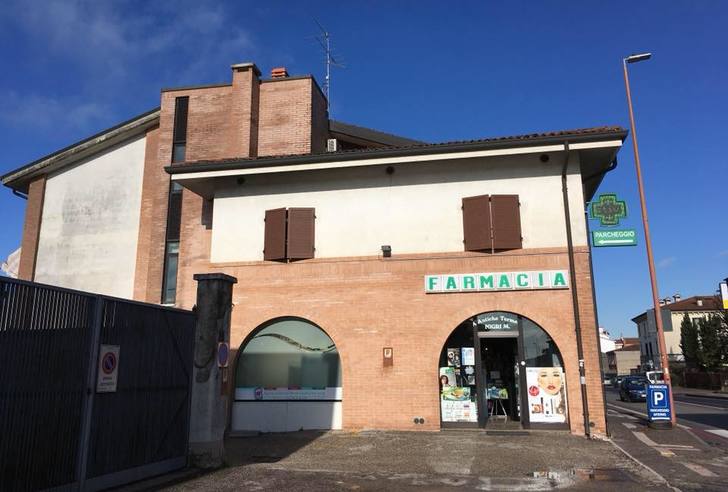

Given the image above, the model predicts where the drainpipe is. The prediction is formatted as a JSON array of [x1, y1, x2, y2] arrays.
[[586, 209, 610, 437], [584, 157, 618, 437], [561, 142, 591, 437]]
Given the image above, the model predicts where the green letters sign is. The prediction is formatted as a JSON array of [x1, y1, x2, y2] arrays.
[[425, 270, 569, 294], [592, 229, 637, 247]]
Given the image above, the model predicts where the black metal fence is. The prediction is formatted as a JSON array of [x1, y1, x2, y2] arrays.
[[0, 277, 196, 491]]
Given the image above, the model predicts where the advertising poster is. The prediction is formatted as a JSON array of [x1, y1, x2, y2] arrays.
[[461, 347, 475, 366], [447, 348, 461, 367], [525, 367, 567, 423], [441, 399, 478, 422], [439, 367, 456, 388]]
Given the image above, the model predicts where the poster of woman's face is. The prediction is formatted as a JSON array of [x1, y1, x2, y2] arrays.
[[525, 366, 567, 423]]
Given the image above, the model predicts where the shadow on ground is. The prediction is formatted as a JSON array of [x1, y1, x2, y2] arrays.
[[164, 430, 667, 491]]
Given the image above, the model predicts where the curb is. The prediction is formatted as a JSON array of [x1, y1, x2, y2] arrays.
[[683, 392, 728, 400]]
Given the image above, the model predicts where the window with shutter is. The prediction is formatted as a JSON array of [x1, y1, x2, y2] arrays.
[[491, 195, 522, 250], [462, 194, 522, 252], [264, 208, 287, 261], [263, 207, 316, 261], [287, 208, 316, 260], [462, 194, 492, 251]]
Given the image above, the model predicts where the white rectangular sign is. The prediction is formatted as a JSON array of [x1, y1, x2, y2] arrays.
[[424, 270, 569, 294], [721, 282, 728, 310], [96, 345, 120, 393]]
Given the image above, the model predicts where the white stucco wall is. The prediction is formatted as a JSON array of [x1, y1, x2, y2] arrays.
[[211, 153, 587, 263], [35, 135, 146, 298]]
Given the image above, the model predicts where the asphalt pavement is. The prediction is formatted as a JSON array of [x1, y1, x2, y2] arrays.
[[605, 387, 728, 449]]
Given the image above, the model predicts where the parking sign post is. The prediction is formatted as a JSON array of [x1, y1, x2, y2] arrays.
[[647, 384, 672, 429]]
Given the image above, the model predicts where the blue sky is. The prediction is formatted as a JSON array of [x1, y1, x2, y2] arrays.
[[1, 1, 726, 336]]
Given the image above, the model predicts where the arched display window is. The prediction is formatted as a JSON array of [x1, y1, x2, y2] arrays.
[[439, 312, 567, 430], [233, 318, 342, 432]]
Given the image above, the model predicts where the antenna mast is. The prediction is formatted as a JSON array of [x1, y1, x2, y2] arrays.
[[314, 19, 344, 112]]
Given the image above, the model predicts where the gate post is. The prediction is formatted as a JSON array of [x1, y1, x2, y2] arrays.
[[188, 273, 237, 468]]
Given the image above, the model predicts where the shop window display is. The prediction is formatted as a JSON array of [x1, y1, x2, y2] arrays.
[[439, 322, 478, 424], [439, 312, 567, 428], [235, 318, 342, 401]]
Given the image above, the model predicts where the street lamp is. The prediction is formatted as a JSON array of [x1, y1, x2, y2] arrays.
[[622, 52, 676, 428]]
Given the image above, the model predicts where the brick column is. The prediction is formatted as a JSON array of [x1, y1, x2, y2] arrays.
[[228, 62, 260, 158], [17, 176, 46, 280]]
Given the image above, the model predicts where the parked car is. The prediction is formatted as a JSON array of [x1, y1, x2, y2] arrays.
[[619, 376, 648, 402], [645, 371, 665, 384], [612, 376, 624, 388]]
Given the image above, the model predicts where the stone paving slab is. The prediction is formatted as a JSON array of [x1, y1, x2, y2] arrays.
[[162, 430, 668, 491]]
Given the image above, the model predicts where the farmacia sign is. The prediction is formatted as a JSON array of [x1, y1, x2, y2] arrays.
[[425, 270, 568, 294]]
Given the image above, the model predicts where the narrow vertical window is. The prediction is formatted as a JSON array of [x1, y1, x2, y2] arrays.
[[162, 181, 183, 304], [172, 96, 189, 163]]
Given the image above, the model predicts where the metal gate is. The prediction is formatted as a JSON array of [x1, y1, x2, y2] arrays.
[[0, 277, 196, 491]]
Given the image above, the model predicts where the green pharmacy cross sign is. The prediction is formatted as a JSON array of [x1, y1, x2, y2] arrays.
[[590, 193, 627, 227]]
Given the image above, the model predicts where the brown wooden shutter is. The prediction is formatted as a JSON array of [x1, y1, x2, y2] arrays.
[[287, 207, 315, 260], [462, 195, 492, 251], [491, 194, 522, 250], [264, 208, 287, 261]]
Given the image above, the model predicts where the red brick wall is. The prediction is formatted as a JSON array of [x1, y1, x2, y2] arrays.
[[258, 77, 316, 156], [310, 80, 329, 154], [228, 65, 260, 158], [133, 127, 167, 302], [176, 247, 606, 436], [17, 176, 46, 281]]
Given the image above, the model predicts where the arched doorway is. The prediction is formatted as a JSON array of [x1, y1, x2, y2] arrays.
[[438, 312, 567, 430], [232, 317, 342, 432]]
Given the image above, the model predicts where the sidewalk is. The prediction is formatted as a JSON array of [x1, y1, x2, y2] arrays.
[[607, 406, 728, 491], [161, 430, 670, 491], [672, 385, 728, 399]]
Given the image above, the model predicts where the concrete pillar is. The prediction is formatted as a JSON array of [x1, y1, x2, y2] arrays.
[[188, 273, 237, 468]]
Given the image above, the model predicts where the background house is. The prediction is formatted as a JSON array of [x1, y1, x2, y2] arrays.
[[633, 295, 722, 369]]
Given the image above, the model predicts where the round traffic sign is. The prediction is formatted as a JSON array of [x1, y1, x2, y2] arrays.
[[101, 351, 117, 374]]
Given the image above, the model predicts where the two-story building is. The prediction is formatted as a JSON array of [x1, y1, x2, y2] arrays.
[[2, 62, 626, 437], [633, 295, 722, 368]]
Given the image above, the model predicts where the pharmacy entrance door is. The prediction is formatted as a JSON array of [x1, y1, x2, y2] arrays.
[[479, 333, 524, 429]]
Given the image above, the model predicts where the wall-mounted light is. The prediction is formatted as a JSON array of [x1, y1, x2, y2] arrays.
[[381, 245, 392, 258]]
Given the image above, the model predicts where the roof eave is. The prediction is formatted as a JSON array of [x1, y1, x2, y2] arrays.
[[167, 128, 628, 176], [2, 108, 160, 193]]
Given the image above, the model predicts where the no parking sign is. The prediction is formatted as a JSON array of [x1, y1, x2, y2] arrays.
[[647, 384, 672, 421], [96, 345, 120, 393]]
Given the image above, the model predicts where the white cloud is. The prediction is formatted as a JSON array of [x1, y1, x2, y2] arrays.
[[1, 1, 256, 79], [0, 1, 258, 132], [657, 257, 676, 269], [0, 91, 109, 132]]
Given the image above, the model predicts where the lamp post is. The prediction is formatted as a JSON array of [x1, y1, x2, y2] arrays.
[[623, 52, 676, 428]]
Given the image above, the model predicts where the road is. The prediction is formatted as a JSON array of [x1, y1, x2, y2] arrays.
[[605, 387, 728, 446]]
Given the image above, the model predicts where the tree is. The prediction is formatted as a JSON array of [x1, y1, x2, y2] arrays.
[[680, 313, 700, 369], [698, 315, 723, 371]]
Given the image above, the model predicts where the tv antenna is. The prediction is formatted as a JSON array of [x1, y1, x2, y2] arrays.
[[313, 19, 345, 112]]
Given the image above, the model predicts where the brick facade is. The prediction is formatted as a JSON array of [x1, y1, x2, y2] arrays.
[[175, 246, 607, 436], [133, 67, 330, 304], [17, 176, 46, 281], [133, 127, 167, 303]]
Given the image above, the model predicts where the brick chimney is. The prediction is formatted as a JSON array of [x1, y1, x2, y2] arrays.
[[270, 67, 289, 79], [229, 62, 261, 158]]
